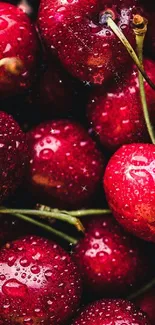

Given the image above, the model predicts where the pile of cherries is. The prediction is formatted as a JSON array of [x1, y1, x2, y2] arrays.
[[0, 0, 154, 324]]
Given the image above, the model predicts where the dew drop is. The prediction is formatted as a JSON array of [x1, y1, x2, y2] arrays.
[[8, 255, 16, 267], [30, 265, 40, 274], [2, 279, 28, 298], [44, 270, 53, 280], [20, 258, 30, 267]]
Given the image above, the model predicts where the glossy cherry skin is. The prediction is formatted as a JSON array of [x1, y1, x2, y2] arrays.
[[73, 214, 151, 297], [0, 3, 38, 97], [135, 288, 155, 324], [0, 111, 28, 204], [0, 235, 82, 324], [37, 0, 141, 84], [87, 59, 155, 151], [73, 215, 150, 298], [104, 143, 155, 242], [71, 299, 151, 325], [26, 120, 104, 208]]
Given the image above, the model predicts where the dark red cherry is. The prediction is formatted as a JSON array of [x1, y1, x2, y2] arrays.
[[73, 215, 151, 297], [26, 120, 104, 208], [0, 111, 28, 203], [87, 59, 155, 151], [71, 299, 151, 325], [0, 235, 82, 324], [0, 3, 38, 97], [104, 143, 155, 242], [37, 0, 142, 84]]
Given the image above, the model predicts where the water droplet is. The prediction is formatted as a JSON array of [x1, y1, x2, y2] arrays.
[[2, 279, 28, 298], [23, 318, 33, 324], [20, 258, 30, 267], [0, 275, 6, 281], [30, 265, 40, 274], [8, 255, 16, 267], [21, 273, 26, 279], [44, 270, 52, 280]]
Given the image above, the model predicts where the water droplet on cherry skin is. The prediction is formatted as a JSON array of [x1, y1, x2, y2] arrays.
[[2, 279, 28, 298], [20, 258, 30, 267], [44, 270, 53, 280], [30, 265, 40, 274]]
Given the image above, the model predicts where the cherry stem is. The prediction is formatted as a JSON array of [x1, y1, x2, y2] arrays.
[[0, 208, 84, 233], [0, 57, 23, 76], [132, 15, 155, 144], [127, 277, 155, 300], [11, 213, 78, 244], [107, 16, 155, 91], [36, 204, 111, 217]]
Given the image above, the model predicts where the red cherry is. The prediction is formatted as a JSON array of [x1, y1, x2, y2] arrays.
[[0, 235, 81, 324], [0, 3, 38, 97], [87, 59, 155, 151], [104, 143, 155, 242], [73, 215, 151, 297], [0, 111, 28, 203], [71, 299, 151, 325], [135, 288, 155, 324], [37, 0, 142, 84], [26, 120, 104, 208]]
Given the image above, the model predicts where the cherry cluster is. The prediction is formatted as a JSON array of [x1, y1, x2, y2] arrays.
[[0, 0, 154, 324]]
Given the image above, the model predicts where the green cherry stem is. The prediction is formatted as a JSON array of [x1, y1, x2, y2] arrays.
[[36, 204, 111, 217], [132, 15, 155, 144], [12, 213, 78, 244], [0, 208, 84, 233], [62, 209, 111, 217], [106, 16, 155, 91], [127, 277, 155, 300]]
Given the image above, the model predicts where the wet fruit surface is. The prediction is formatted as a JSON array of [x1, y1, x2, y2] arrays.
[[0, 111, 28, 203], [0, 235, 81, 324], [26, 119, 104, 208], [37, 0, 140, 84], [73, 215, 150, 297], [87, 59, 155, 151], [104, 143, 155, 242], [71, 299, 151, 325], [0, 3, 38, 97]]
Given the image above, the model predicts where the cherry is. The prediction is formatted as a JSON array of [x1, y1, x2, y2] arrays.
[[135, 288, 155, 323], [104, 143, 155, 242], [37, 0, 142, 85], [73, 214, 151, 298], [0, 235, 82, 324], [0, 3, 38, 97], [71, 299, 151, 325], [0, 111, 28, 204], [87, 59, 155, 151], [26, 120, 104, 208]]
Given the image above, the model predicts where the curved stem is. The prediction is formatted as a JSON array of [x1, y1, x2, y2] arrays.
[[0, 208, 84, 233], [13, 213, 78, 244], [107, 17, 155, 91], [127, 277, 155, 300], [133, 17, 155, 144]]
